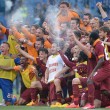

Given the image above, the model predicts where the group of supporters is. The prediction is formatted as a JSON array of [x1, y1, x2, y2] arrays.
[[0, 1, 110, 109]]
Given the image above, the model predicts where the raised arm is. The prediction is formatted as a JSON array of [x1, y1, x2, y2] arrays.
[[11, 26, 24, 40], [21, 27, 36, 46], [16, 45, 35, 61], [0, 23, 7, 34], [0, 23, 9, 37], [58, 50, 76, 68], [96, 2, 107, 19], [72, 33, 91, 57], [21, 27, 33, 39]]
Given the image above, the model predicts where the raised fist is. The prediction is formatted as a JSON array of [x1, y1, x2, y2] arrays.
[[96, 2, 102, 8]]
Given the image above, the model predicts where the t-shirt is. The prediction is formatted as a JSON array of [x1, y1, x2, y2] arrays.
[[81, 24, 92, 33], [7, 35, 19, 55], [57, 10, 80, 24], [36, 58, 46, 77], [21, 27, 38, 60], [0, 54, 16, 81], [90, 39, 109, 67], [14, 65, 37, 88], [46, 54, 65, 83]]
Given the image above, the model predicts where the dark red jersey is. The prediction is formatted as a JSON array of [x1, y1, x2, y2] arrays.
[[36, 58, 46, 77], [91, 39, 109, 66]]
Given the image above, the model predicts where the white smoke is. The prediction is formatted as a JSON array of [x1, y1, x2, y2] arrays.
[[11, 8, 24, 24], [5, 0, 13, 12], [45, 5, 61, 43]]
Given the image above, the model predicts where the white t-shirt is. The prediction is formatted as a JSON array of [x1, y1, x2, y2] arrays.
[[46, 54, 65, 83]]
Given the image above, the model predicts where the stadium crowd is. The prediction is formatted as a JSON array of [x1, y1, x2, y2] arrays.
[[0, 1, 110, 109]]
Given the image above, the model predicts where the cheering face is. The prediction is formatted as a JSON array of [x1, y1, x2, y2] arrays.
[[67, 29, 73, 37], [0, 43, 9, 55], [30, 26, 36, 34], [24, 25, 30, 32], [70, 20, 78, 30], [20, 57, 28, 67], [68, 30, 76, 45], [45, 26, 49, 33], [60, 23, 67, 32], [90, 20, 96, 29], [51, 43, 58, 55], [85, 35, 90, 43], [71, 45, 80, 56], [90, 18, 99, 29], [39, 51, 47, 60], [71, 45, 80, 61], [99, 30, 106, 41], [42, 21, 48, 29], [36, 28, 43, 38], [86, 43, 91, 50], [83, 15, 90, 26], [35, 41, 43, 51], [59, 4, 68, 13], [104, 20, 110, 28]]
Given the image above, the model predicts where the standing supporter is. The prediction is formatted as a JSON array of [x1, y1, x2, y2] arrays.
[[57, 2, 80, 25], [96, 2, 110, 28], [0, 42, 20, 106], [0, 23, 22, 95], [81, 13, 92, 33]]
